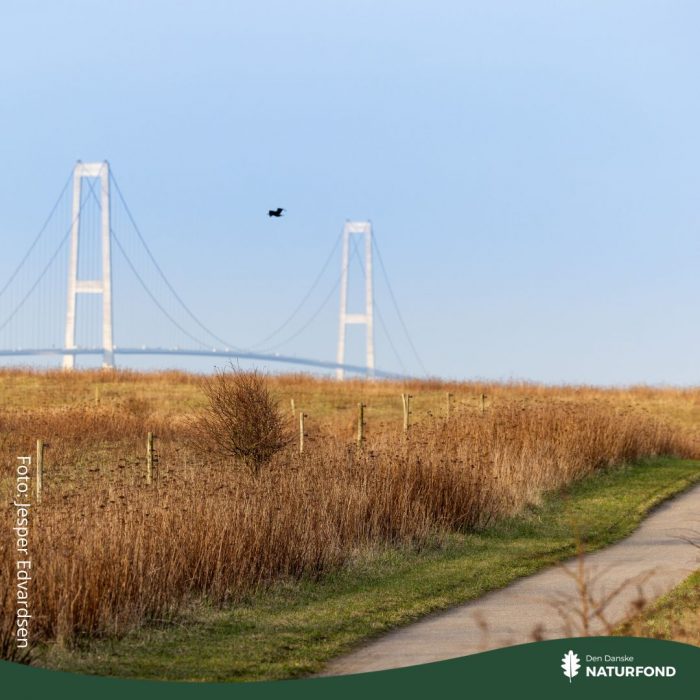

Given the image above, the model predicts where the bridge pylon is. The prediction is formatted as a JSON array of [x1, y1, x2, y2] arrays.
[[63, 161, 114, 369], [336, 221, 374, 380]]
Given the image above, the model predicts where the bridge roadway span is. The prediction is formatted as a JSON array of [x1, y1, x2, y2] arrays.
[[0, 347, 406, 379]]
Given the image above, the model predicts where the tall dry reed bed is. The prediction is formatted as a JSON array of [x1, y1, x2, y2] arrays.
[[0, 396, 696, 658]]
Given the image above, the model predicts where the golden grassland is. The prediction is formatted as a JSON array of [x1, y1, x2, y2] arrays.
[[1, 367, 700, 660]]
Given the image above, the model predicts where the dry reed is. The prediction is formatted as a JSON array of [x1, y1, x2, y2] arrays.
[[0, 370, 697, 657]]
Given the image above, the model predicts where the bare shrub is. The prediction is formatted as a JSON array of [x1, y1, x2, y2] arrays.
[[192, 367, 290, 474]]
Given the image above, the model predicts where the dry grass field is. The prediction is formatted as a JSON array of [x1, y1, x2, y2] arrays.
[[2, 367, 700, 662]]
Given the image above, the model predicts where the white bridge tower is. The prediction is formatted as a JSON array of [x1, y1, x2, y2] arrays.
[[63, 161, 114, 369], [336, 220, 374, 380]]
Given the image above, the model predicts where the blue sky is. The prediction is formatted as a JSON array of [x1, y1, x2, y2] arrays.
[[1, 1, 699, 384]]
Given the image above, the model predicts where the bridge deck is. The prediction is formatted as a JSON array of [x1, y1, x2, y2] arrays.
[[0, 347, 406, 379]]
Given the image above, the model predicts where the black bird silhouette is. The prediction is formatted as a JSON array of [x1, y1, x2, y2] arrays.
[[268, 207, 285, 218]]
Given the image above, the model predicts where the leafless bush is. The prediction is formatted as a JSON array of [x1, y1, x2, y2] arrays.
[[193, 366, 290, 475], [547, 542, 655, 637]]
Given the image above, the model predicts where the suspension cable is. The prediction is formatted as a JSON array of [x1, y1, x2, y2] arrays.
[[111, 228, 211, 350], [109, 172, 245, 351], [0, 171, 95, 335], [0, 169, 72, 300], [372, 234, 428, 376], [257, 226, 353, 353], [78, 176, 212, 351], [0, 227, 71, 334], [257, 272, 343, 353], [247, 230, 343, 349]]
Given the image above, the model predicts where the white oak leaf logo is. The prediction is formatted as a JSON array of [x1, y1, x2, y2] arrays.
[[561, 650, 581, 682]]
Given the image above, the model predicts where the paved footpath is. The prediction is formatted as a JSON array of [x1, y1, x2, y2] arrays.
[[322, 483, 700, 676]]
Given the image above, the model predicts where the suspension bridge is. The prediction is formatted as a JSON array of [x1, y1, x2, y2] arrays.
[[0, 161, 426, 379]]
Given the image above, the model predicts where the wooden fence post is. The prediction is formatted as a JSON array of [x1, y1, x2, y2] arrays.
[[402, 393, 413, 432], [290, 398, 295, 415], [481, 393, 486, 415], [357, 403, 366, 447], [446, 392, 453, 419], [299, 412, 306, 454], [146, 432, 154, 485], [36, 439, 44, 504]]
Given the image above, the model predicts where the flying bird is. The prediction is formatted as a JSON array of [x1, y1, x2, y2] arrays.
[[268, 207, 285, 218]]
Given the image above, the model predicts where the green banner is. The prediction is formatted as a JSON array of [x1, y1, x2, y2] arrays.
[[1, 637, 697, 699]]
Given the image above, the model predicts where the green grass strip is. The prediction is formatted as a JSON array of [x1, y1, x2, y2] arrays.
[[614, 569, 700, 642]]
